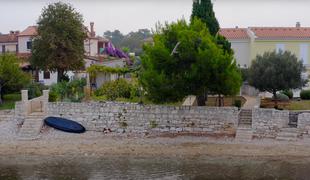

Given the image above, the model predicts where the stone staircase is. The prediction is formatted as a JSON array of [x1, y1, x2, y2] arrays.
[[235, 109, 253, 141], [18, 112, 45, 140], [276, 128, 299, 141]]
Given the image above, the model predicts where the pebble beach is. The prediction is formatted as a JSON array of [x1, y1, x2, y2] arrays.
[[1, 117, 310, 159]]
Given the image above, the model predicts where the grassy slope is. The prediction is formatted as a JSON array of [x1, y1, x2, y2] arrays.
[[0, 93, 21, 110]]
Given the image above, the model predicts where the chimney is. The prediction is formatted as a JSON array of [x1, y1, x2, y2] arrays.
[[235, 26, 239, 29], [296, 22, 301, 28], [10, 30, 14, 34], [90, 22, 95, 37]]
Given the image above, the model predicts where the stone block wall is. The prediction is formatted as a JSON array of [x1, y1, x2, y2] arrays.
[[252, 108, 289, 138], [0, 110, 14, 122], [47, 102, 239, 134], [298, 113, 310, 135]]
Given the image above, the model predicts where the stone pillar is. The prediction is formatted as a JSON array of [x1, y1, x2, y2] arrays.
[[21, 90, 28, 102], [21, 90, 29, 116], [42, 90, 50, 113]]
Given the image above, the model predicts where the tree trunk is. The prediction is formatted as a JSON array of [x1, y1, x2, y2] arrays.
[[57, 69, 64, 82], [218, 94, 221, 107], [273, 91, 278, 109], [0, 85, 3, 105], [197, 95, 206, 106]]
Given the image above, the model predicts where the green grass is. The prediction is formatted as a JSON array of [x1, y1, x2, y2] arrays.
[[287, 100, 310, 110], [0, 93, 21, 110]]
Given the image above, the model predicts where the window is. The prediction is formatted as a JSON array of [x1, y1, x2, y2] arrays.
[[276, 44, 285, 53], [26, 41, 32, 50], [2, 45, 5, 53], [43, 71, 50, 79], [300, 44, 309, 64]]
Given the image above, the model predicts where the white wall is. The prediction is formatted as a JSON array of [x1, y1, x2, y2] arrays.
[[0, 42, 18, 53], [38, 71, 58, 86], [230, 40, 251, 68], [84, 38, 98, 57], [18, 36, 32, 53]]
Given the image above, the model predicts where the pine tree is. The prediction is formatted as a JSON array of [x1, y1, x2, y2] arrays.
[[191, 0, 219, 36]]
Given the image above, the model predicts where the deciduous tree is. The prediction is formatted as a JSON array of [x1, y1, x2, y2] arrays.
[[249, 50, 307, 108], [0, 54, 30, 104], [31, 2, 86, 82]]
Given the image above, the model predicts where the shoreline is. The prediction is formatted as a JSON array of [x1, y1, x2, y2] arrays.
[[1, 130, 310, 158]]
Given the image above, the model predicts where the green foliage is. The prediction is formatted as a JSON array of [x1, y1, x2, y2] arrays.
[[300, 90, 310, 100], [48, 91, 58, 102], [281, 90, 293, 99], [233, 99, 242, 109], [26, 82, 48, 99], [0, 54, 30, 104], [31, 2, 86, 82], [240, 68, 250, 82], [86, 65, 129, 79], [95, 79, 132, 100], [273, 93, 289, 102], [140, 19, 241, 103], [215, 34, 233, 55], [122, 47, 130, 54], [49, 78, 86, 102], [191, 0, 219, 36], [249, 50, 306, 96], [149, 120, 158, 129], [0, 93, 21, 110]]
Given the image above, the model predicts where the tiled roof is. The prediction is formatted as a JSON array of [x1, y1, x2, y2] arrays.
[[249, 27, 310, 39], [18, 26, 37, 36], [219, 28, 249, 40], [0, 33, 18, 43]]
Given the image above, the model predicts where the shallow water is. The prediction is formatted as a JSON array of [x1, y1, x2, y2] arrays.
[[0, 156, 310, 180]]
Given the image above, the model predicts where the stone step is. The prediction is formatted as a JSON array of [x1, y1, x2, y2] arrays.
[[276, 136, 298, 141], [277, 132, 298, 138], [235, 128, 253, 142], [280, 128, 299, 133]]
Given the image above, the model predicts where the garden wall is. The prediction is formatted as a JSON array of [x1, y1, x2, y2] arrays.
[[0, 110, 14, 122], [298, 113, 310, 135], [47, 102, 239, 134], [252, 108, 289, 138]]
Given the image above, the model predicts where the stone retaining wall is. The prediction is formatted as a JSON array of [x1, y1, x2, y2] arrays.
[[252, 108, 289, 138], [298, 113, 310, 135], [0, 110, 14, 122], [47, 102, 239, 134]]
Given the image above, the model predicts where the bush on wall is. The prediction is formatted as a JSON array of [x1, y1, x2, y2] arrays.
[[95, 79, 133, 101]]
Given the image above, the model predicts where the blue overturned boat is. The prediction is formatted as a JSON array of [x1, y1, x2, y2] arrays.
[[44, 117, 86, 133]]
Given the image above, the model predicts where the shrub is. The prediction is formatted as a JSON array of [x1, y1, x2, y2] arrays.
[[233, 99, 242, 109], [300, 90, 310, 100], [95, 79, 131, 100], [49, 78, 86, 102], [48, 91, 58, 102], [281, 90, 293, 99], [273, 93, 289, 102], [26, 82, 48, 99]]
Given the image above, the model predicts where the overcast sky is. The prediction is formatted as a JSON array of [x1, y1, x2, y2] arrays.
[[1, 0, 310, 35]]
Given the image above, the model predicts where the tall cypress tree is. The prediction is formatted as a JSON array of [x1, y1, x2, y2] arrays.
[[191, 0, 233, 55], [191, 0, 219, 36]]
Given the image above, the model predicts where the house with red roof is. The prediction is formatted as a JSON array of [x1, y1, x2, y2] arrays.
[[219, 22, 310, 70], [0, 22, 129, 86]]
